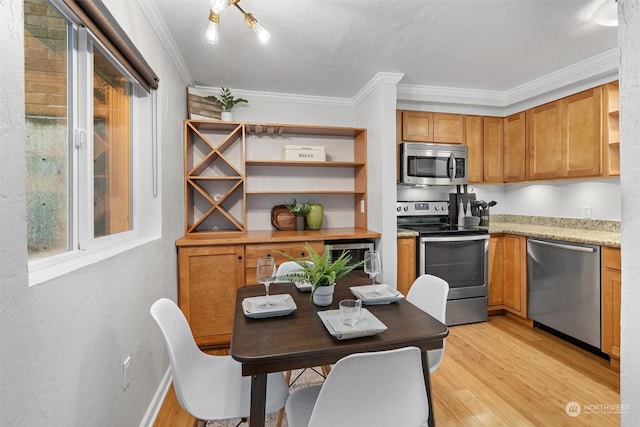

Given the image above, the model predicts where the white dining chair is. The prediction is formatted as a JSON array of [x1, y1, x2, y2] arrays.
[[406, 274, 450, 372], [285, 346, 429, 427], [274, 260, 312, 283], [150, 298, 289, 425]]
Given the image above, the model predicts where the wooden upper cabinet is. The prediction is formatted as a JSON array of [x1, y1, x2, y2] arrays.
[[482, 117, 504, 183], [433, 113, 465, 144], [465, 115, 483, 183], [527, 100, 564, 181], [402, 111, 433, 141], [401, 111, 464, 144], [565, 87, 603, 178], [503, 112, 526, 182]]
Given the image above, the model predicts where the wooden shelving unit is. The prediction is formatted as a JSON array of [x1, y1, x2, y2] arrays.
[[604, 81, 620, 176], [183, 120, 368, 235]]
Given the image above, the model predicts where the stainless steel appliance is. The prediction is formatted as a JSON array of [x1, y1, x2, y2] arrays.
[[399, 143, 468, 186], [325, 240, 375, 271], [527, 238, 601, 349], [397, 200, 489, 326]]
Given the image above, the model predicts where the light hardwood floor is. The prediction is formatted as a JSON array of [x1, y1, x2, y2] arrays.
[[154, 315, 620, 426]]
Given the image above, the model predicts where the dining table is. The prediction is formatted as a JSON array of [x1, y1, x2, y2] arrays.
[[230, 281, 449, 427]]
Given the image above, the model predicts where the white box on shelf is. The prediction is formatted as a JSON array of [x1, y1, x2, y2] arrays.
[[284, 145, 326, 161]]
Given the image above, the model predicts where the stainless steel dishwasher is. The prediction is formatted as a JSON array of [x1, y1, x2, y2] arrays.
[[527, 238, 601, 349]]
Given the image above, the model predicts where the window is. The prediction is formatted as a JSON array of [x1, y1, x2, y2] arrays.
[[24, 0, 156, 274]]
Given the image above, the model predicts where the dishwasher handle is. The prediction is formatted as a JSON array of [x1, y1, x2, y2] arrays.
[[528, 239, 596, 253]]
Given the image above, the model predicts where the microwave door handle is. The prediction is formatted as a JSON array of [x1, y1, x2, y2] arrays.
[[449, 152, 456, 183]]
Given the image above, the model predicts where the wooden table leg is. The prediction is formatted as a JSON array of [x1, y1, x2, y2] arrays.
[[250, 373, 267, 427], [421, 351, 436, 427]]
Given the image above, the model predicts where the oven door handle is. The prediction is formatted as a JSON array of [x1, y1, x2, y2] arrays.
[[420, 235, 489, 243]]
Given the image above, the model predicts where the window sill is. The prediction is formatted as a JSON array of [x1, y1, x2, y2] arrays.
[[28, 236, 159, 287]]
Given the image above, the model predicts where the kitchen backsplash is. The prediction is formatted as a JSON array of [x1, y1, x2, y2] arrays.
[[492, 214, 620, 233]]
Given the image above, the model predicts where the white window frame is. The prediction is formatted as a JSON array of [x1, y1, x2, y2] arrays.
[[27, 2, 160, 286]]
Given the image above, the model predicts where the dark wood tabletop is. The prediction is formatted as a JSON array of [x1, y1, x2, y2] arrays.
[[230, 281, 449, 426]]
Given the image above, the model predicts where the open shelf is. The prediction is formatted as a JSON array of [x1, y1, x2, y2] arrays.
[[183, 120, 368, 234]]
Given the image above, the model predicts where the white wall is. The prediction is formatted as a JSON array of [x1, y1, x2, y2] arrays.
[[355, 75, 403, 286], [0, 0, 186, 425], [502, 178, 621, 220], [619, 0, 640, 424]]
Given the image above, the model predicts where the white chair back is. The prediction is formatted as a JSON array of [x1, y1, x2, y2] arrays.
[[307, 347, 429, 427], [275, 260, 312, 283], [406, 274, 449, 372], [150, 298, 289, 421]]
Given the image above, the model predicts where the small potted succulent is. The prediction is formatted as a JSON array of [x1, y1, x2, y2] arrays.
[[204, 87, 248, 121], [285, 198, 310, 231], [278, 243, 363, 306]]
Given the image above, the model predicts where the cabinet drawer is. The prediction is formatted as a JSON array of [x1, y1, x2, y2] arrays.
[[245, 241, 324, 284]]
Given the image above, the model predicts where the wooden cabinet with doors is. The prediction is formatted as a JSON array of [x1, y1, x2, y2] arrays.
[[527, 87, 603, 181], [527, 100, 564, 181], [503, 112, 527, 182], [397, 236, 417, 297], [400, 111, 464, 144], [564, 87, 603, 178], [601, 246, 621, 368], [465, 115, 483, 183], [488, 234, 527, 318], [177, 245, 245, 348], [482, 117, 504, 183]]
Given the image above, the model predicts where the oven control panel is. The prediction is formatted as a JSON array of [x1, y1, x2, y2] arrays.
[[396, 201, 449, 216]]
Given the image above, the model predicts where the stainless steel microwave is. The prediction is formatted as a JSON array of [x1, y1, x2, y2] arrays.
[[400, 142, 468, 186]]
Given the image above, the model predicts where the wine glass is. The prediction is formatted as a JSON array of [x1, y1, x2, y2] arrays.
[[256, 256, 276, 309], [363, 250, 382, 297]]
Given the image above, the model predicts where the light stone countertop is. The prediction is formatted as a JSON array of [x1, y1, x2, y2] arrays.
[[396, 214, 621, 248]]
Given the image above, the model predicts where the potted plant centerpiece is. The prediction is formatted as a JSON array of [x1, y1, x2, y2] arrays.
[[204, 87, 248, 122], [285, 198, 311, 231], [278, 243, 363, 306]]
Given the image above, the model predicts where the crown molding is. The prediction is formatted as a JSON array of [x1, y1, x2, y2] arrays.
[[136, 0, 194, 87], [352, 72, 405, 105], [396, 48, 618, 115], [193, 86, 354, 107]]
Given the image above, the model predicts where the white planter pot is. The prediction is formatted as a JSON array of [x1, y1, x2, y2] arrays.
[[221, 111, 234, 122], [312, 284, 335, 306]]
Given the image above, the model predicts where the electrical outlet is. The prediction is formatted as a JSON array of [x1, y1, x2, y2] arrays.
[[582, 205, 592, 218], [123, 356, 131, 390], [360, 199, 365, 213]]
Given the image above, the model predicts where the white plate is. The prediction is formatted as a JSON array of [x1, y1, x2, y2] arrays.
[[350, 284, 404, 305], [242, 294, 297, 318], [317, 309, 387, 340], [294, 280, 312, 292]]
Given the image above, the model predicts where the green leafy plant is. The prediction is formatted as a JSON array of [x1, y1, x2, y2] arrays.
[[277, 243, 363, 296], [285, 198, 310, 216], [204, 87, 248, 112]]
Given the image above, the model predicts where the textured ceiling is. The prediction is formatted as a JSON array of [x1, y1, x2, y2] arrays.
[[149, 0, 618, 98]]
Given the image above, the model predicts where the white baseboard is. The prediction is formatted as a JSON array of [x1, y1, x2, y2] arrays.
[[140, 367, 172, 427]]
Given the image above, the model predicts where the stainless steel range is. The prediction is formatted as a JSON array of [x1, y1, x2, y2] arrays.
[[397, 200, 489, 326]]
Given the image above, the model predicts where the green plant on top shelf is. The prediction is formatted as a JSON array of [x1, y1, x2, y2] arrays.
[[204, 87, 248, 112], [285, 198, 311, 216]]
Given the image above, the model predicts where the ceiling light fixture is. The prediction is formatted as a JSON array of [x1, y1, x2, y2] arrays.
[[591, 0, 618, 27], [205, 0, 271, 45]]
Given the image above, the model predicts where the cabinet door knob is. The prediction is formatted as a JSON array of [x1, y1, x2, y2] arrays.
[[301, 252, 306, 257], [238, 256, 243, 260]]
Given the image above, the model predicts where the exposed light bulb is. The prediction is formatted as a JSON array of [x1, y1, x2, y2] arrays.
[[592, 0, 618, 27], [205, 21, 219, 44], [210, 0, 228, 14], [252, 22, 271, 45]]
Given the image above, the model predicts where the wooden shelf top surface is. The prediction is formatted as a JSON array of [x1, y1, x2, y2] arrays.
[[176, 227, 380, 247]]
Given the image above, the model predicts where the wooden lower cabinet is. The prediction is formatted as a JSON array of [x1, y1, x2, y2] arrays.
[[397, 236, 417, 297], [601, 247, 621, 368], [178, 245, 245, 348], [488, 234, 527, 318]]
